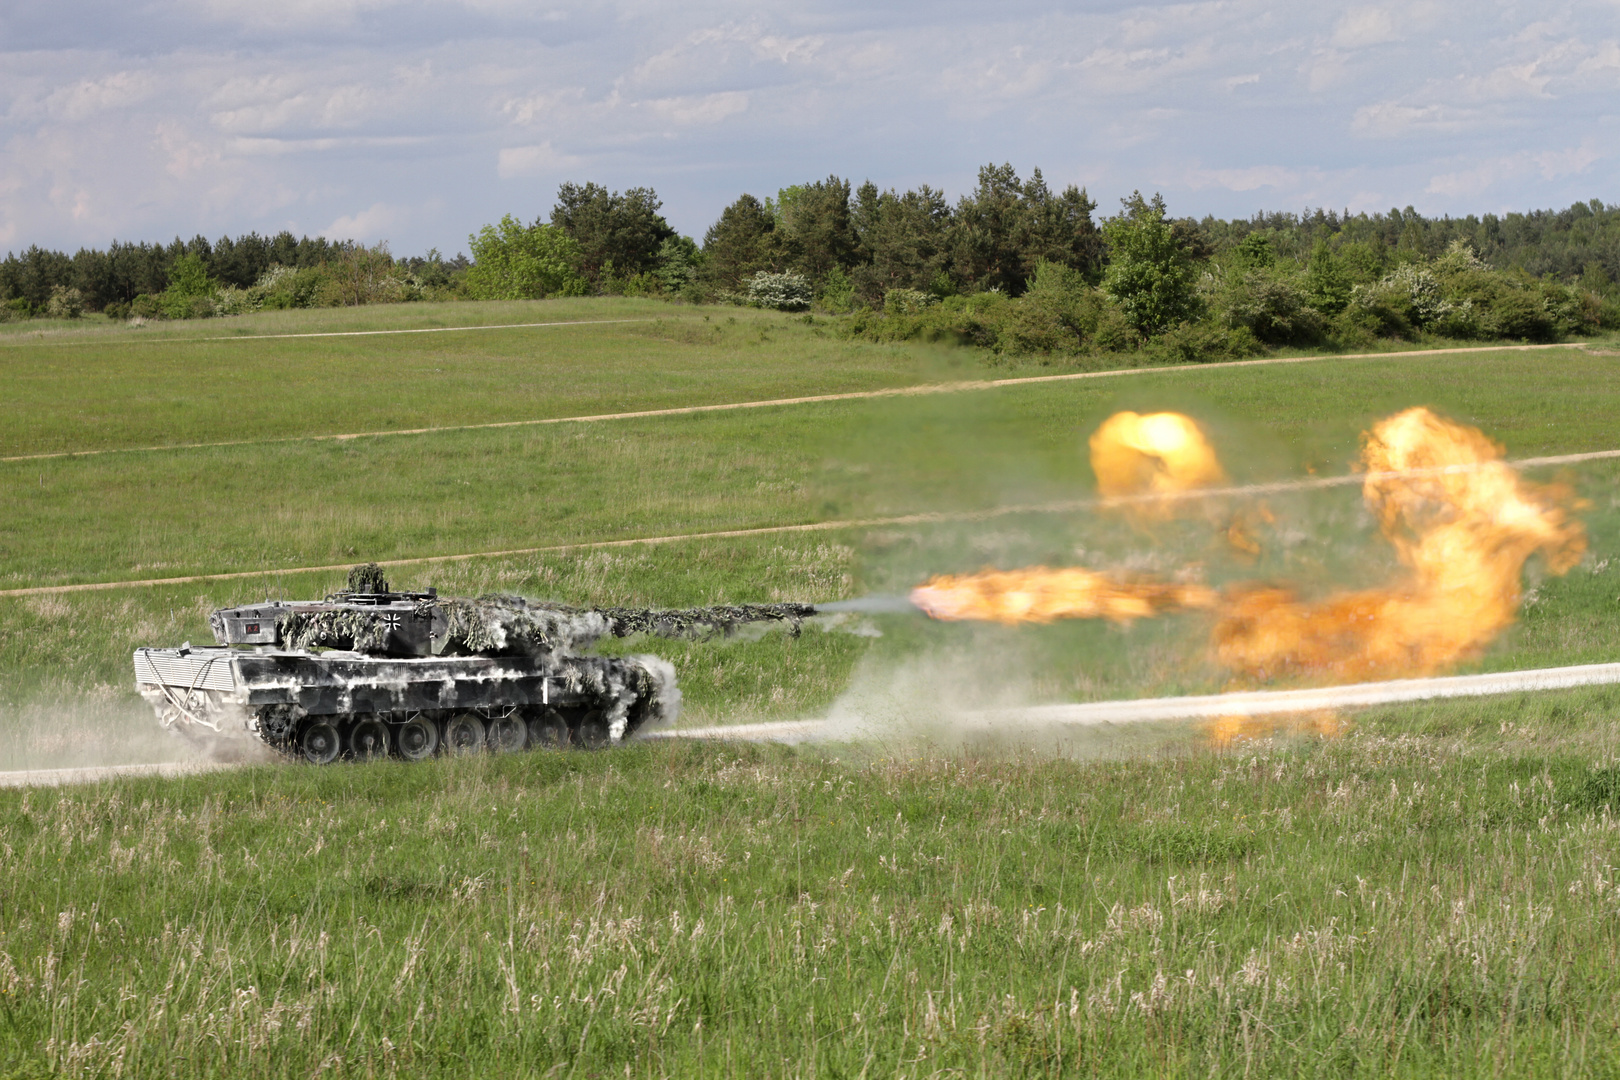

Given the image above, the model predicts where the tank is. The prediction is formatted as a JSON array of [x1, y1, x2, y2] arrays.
[[133, 563, 815, 763]]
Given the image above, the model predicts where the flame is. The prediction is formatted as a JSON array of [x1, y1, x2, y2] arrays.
[[910, 567, 1217, 626], [1213, 407, 1585, 681], [910, 406, 1586, 685], [1089, 411, 1226, 507]]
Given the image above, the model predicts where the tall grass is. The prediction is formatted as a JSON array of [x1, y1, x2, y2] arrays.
[[5, 691, 1620, 1076]]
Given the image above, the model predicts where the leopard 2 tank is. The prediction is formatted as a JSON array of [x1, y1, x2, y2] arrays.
[[133, 563, 814, 763]]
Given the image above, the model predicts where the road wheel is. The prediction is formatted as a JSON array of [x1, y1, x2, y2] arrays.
[[488, 714, 526, 753], [350, 716, 391, 761], [576, 710, 611, 749], [300, 721, 341, 765], [444, 713, 487, 756], [397, 716, 438, 762], [526, 708, 569, 749]]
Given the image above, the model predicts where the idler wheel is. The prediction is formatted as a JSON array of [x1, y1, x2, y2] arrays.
[[350, 716, 391, 761], [488, 715, 526, 754], [527, 708, 569, 749], [397, 716, 439, 762], [300, 721, 341, 765], [444, 713, 487, 756]]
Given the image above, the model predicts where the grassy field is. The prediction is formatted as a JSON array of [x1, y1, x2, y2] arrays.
[[3, 298, 1620, 1076]]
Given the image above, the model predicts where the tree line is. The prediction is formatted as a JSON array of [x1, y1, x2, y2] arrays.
[[5, 166, 1617, 356]]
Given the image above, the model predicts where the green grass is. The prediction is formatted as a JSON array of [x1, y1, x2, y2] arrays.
[[5, 338, 1617, 588], [7, 697, 1620, 1077], [5, 298, 1620, 1076], [0, 300, 946, 457]]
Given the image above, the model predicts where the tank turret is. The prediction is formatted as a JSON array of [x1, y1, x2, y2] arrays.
[[135, 564, 815, 763]]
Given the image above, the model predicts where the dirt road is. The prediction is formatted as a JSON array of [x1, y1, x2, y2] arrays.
[[10, 661, 1617, 787]]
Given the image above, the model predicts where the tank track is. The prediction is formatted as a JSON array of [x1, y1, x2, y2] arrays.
[[256, 696, 658, 764]]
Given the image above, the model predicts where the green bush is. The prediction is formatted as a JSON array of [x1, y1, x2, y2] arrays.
[[1327, 306, 1381, 349], [1599, 294, 1620, 330], [1485, 289, 1558, 341], [1205, 267, 1322, 345], [214, 286, 258, 316], [465, 215, 587, 300], [256, 265, 326, 310], [165, 252, 213, 298], [128, 294, 164, 320], [102, 301, 130, 321], [1002, 297, 1072, 354], [845, 270, 1138, 359], [855, 291, 1013, 349], [1004, 261, 1135, 354], [1149, 320, 1263, 364], [817, 265, 854, 312], [135, 252, 221, 319]]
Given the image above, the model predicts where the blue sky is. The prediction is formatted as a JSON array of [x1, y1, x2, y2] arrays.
[[4, 1, 1617, 256]]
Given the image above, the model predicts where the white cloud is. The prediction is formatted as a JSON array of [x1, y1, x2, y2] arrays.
[[1222, 73, 1260, 90], [208, 76, 390, 134], [177, 0, 404, 31], [642, 90, 749, 125], [1184, 165, 1300, 191], [231, 135, 430, 155], [503, 87, 588, 127], [154, 121, 219, 180], [1303, 50, 1348, 92], [1534, 141, 1603, 178], [1455, 61, 1551, 101], [496, 141, 584, 178], [46, 71, 156, 121], [1331, 7, 1397, 48], [1576, 40, 1620, 75], [321, 200, 412, 241], [1351, 101, 1472, 136], [1425, 139, 1604, 197]]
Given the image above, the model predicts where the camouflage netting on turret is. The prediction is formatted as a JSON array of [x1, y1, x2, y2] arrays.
[[282, 608, 399, 653]]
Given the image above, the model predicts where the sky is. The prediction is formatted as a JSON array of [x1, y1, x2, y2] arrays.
[[4, 1, 1618, 257]]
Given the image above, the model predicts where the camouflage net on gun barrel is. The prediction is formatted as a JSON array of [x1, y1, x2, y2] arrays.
[[595, 603, 818, 640], [277, 597, 817, 656]]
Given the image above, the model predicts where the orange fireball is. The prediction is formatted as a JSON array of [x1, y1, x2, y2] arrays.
[[1090, 411, 1226, 508], [1213, 407, 1585, 682]]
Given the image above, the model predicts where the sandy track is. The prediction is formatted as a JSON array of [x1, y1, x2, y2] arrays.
[[653, 661, 1620, 743], [2, 341, 1585, 464], [6, 444, 1617, 599]]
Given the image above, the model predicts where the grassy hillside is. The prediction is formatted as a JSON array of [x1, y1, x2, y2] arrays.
[[3, 299, 1620, 1076]]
